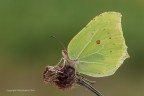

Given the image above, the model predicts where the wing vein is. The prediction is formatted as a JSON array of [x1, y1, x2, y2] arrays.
[[76, 28, 100, 59], [79, 45, 104, 59], [79, 60, 108, 65]]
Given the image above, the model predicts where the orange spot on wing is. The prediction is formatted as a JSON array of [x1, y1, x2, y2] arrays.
[[96, 40, 100, 44]]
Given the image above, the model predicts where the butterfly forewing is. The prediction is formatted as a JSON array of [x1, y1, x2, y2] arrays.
[[68, 12, 129, 77]]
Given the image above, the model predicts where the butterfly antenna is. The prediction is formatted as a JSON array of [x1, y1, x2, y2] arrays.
[[49, 35, 66, 50], [76, 77, 103, 96]]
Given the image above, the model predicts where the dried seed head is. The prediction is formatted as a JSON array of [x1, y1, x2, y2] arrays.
[[43, 65, 76, 89], [55, 65, 75, 89], [43, 66, 59, 83]]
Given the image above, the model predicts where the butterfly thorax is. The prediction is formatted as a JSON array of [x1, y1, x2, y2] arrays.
[[62, 49, 79, 65]]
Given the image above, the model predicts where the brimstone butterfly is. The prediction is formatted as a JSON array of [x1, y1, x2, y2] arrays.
[[43, 12, 129, 96]]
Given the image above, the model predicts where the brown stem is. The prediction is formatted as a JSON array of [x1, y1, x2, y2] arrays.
[[76, 76, 103, 96]]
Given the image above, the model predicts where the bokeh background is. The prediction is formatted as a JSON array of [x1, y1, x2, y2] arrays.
[[0, 0, 144, 96]]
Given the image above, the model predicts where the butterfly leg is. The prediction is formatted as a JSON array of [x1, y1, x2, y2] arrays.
[[60, 59, 66, 69], [55, 58, 66, 70], [55, 57, 63, 67]]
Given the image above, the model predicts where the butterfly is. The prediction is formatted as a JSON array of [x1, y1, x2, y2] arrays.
[[43, 12, 129, 96]]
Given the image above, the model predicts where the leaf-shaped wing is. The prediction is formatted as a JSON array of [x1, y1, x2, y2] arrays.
[[68, 12, 129, 77]]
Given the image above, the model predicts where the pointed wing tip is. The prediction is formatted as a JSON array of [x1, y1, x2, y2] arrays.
[[122, 46, 130, 62]]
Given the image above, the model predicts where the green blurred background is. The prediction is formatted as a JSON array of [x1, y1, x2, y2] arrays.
[[0, 0, 144, 96]]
